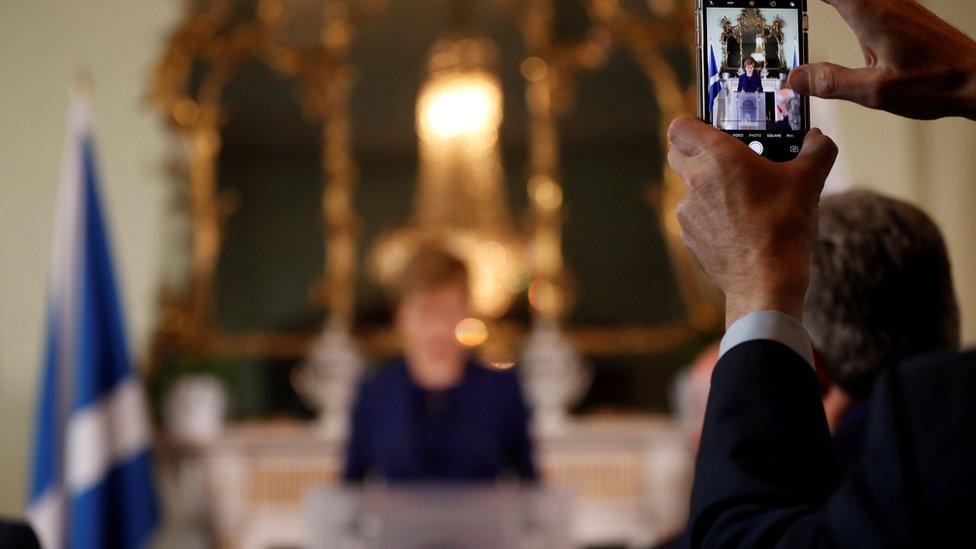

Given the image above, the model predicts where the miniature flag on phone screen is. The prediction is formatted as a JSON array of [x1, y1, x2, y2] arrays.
[[708, 45, 722, 117], [27, 88, 158, 549]]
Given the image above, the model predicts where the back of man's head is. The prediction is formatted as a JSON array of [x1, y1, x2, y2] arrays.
[[804, 190, 959, 399]]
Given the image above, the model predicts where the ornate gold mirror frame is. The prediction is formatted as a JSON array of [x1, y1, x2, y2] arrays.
[[496, 0, 721, 354], [718, 8, 787, 73], [150, 0, 385, 361], [149, 0, 720, 368]]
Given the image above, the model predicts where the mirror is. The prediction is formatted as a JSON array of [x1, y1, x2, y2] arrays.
[[718, 8, 787, 75]]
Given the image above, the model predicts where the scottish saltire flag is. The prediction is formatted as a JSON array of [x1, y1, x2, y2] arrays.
[[707, 45, 722, 117], [28, 92, 158, 548]]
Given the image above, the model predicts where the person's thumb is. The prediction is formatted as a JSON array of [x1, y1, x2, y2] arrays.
[[788, 63, 879, 104], [791, 128, 838, 189]]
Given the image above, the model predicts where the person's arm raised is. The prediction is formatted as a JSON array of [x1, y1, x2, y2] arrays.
[[665, 119, 927, 548], [666, 117, 837, 328], [788, 0, 976, 120]]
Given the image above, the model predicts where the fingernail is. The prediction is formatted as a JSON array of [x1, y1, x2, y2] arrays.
[[789, 67, 810, 94], [666, 118, 682, 142]]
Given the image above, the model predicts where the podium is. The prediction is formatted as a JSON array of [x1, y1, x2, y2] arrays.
[[157, 417, 693, 547], [727, 91, 766, 130], [307, 486, 572, 549]]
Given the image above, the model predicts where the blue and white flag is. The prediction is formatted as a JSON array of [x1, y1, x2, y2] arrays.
[[791, 39, 799, 70], [28, 91, 158, 549], [707, 45, 722, 116]]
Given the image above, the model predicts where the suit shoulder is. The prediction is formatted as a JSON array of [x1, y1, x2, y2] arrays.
[[357, 359, 409, 394], [898, 349, 976, 387], [907, 347, 976, 368]]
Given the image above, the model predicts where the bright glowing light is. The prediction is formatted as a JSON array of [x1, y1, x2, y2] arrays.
[[529, 175, 563, 210], [388, 39, 525, 319], [467, 239, 524, 318], [417, 72, 502, 140], [455, 317, 489, 347]]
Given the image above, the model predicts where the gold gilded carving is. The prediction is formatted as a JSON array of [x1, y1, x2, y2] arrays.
[[150, 0, 720, 370]]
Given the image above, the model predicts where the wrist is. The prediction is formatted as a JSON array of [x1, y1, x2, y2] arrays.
[[725, 293, 805, 329], [724, 267, 808, 328]]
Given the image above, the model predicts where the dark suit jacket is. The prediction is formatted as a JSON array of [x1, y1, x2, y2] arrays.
[[344, 358, 537, 483], [690, 341, 976, 548], [767, 118, 795, 133], [832, 399, 869, 479], [0, 519, 40, 549]]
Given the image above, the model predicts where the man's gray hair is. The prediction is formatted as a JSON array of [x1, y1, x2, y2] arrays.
[[776, 88, 800, 129], [804, 190, 960, 399]]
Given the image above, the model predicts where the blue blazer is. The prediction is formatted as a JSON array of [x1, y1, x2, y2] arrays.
[[344, 358, 537, 483], [737, 72, 763, 93]]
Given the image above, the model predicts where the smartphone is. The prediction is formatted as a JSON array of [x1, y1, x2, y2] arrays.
[[696, 0, 809, 161]]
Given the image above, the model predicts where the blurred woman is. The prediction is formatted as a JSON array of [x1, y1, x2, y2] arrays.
[[343, 246, 536, 482]]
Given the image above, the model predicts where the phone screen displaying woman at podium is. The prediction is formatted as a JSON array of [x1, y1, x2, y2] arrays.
[[702, 4, 807, 138]]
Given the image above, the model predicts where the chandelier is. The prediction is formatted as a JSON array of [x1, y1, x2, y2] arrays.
[[373, 36, 526, 319]]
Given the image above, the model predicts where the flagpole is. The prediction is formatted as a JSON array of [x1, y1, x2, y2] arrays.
[[72, 67, 93, 99]]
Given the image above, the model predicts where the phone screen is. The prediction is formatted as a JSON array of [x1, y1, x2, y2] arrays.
[[699, 0, 808, 161]]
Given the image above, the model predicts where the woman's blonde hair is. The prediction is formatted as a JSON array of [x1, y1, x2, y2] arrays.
[[391, 245, 469, 304]]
